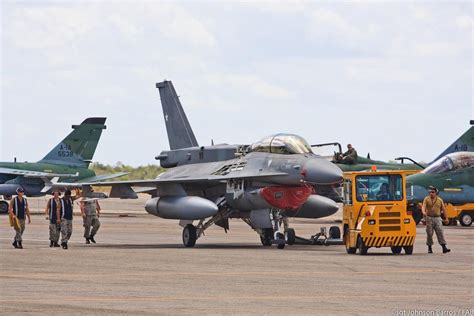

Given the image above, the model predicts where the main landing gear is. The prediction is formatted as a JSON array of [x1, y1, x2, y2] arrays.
[[181, 208, 234, 248]]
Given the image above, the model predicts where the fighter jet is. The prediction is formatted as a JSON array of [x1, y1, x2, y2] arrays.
[[0, 118, 126, 213], [85, 81, 343, 249], [407, 151, 474, 225]]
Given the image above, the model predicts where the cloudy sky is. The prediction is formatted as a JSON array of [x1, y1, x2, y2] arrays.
[[1, 1, 472, 166]]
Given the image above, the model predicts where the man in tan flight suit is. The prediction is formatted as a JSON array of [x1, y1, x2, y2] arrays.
[[421, 186, 451, 254]]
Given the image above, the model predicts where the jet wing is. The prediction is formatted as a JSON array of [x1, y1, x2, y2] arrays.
[[82, 171, 288, 186], [0, 167, 79, 178], [75, 171, 289, 199]]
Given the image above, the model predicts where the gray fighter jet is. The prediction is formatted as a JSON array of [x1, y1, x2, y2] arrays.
[[86, 81, 343, 249]]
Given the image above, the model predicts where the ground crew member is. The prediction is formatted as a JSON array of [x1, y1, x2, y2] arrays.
[[8, 187, 31, 249], [81, 197, 101, 244], [60, 189, 80, 249], [422, 186, 451, 254], [45, 190, 62, 247]]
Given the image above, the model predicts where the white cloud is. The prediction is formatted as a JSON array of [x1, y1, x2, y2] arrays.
[[209, 74, 291, 99], [154, 5, 217, 48], [8, 5, 99, 49], [307, 8, 372, 47], [455, 15, 473, 29], [414, 41, 463, 57]]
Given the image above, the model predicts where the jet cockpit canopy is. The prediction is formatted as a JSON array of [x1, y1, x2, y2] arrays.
[[422, 152, 474, 174], [251, 133, 313, 155]]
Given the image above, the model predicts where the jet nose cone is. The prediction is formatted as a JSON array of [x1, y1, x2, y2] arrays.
[[303, 158, 343, 185]]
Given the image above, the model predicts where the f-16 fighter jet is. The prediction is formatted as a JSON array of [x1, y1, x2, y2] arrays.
[[86, 81, 343, 249]]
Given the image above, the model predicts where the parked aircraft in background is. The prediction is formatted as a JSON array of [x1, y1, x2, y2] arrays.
[[0, 118, 126, 213]]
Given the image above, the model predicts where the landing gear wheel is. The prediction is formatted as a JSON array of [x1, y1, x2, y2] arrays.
[[460, 212, 472, 227], [391, 246, 402, 254], [344, 228, 356, 254], [276, 232, 285, 249], [329, 226, 341, 239], [182, 224, 197, 248], [403, 246, 413, 255], [285, 228, 296, 245], [357, 236, 368, 255], [0, 201, 9, 214]]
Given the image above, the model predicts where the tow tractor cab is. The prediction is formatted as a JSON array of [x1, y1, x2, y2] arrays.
[[342, 169, 416, 255]]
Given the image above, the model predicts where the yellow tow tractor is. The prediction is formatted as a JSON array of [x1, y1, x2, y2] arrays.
[[342, 168, 416, 255]]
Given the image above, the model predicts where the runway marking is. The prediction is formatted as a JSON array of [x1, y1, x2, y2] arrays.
[[0, 293, 472, 303], [0, 268, 471, 280]]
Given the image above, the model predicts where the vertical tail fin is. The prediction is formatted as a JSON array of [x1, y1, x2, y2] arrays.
[[156, 81, 198, 150], [38, 117, 107, 167], [432, 123, 474, 162]]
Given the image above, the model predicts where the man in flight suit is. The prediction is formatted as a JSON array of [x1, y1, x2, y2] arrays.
[[81, 197, 101, 244], [60, 189, 80, 249], [422, 186, 451, 254], [8, 187, 31, 249], [45, 190, 62, 247]]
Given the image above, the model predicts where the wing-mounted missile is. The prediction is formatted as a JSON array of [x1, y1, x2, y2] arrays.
[[145, 196, 218, 220]]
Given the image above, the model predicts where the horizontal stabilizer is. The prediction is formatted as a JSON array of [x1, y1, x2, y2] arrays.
[[0, 167, 79, 179]]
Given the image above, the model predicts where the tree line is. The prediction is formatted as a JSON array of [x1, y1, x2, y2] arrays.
[[90, 162, 165, 180]]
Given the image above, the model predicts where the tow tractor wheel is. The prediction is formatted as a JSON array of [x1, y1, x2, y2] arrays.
[[344, 228, 356, 254], [0, 201, 9, 214], [390, 246, 402, 254], [260, 228, 273, 246], [285, 228, 296, 245], [403, 246, 413, 255], [460, 212, 473, 227], [329, 226, 341, 239], [260, 235, 272, 246], [357, 236, 368, 255], [182, 224, 197, 248], [276, 232, 285, 249]]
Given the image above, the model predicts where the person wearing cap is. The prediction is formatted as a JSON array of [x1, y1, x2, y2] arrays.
[[338, 144, 358, 164], [45, 190, 62, 247], [8, 187, 31, 249], [422, 186, 451, 254], [80, 188, 101, 244], [59, 189, 81, 249]]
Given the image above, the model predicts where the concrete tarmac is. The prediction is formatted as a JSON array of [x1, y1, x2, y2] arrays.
[[1, 197, 473, 315]]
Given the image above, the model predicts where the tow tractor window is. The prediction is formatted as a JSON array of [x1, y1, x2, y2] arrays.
[[355, 175, 403, 202], [343, 179, 352, 205]]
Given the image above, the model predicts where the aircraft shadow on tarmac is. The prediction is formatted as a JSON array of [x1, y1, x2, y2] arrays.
[[81, 243, 421, 255], [78, 243, 354, 252]]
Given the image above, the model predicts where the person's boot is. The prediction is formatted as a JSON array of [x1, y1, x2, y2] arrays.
[[18, 241, 23, 249], [428, 246, 433, 253], [442, 244, 451, 253], [61, 242, 68, 249], [89, 235, 96, 244], [50, 240, 54, 247], [85, 238, 90, 244], [12, 240, 18, 249], [53, 242, 60, 247]]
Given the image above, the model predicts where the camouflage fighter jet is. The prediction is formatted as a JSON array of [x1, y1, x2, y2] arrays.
[[0, 118, 126, 213]]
